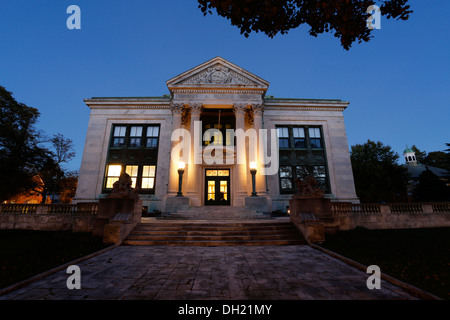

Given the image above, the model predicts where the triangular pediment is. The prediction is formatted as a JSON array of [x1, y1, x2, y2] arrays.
[[166, 57, 269, 90]]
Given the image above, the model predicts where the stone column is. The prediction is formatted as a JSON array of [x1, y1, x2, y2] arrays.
[[167, 103, 184, 196], [233, 104, 248, 206], [252, 104, 268, 196], [186, 103, 203, 206]]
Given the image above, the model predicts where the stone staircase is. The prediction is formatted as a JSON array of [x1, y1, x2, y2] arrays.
[[160, 206, 267, 220], [123, 219, 306, 246]]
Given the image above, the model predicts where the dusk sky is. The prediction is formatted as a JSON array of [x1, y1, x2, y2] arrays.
[[1, 0, 449, 172]]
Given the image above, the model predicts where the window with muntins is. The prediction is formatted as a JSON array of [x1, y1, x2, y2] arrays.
[[276, 125, 330, 194], [104, 124, 160, 194]]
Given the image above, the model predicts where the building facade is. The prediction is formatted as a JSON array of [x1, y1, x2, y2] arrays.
[[74, 57, 358, 213]]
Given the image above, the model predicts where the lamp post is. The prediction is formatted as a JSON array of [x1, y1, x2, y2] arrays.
[[250, 161, 258, 197], [176, 161, 185, 197]]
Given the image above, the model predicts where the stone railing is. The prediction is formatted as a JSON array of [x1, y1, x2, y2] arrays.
[[390, 203, 424, 214], [431, 202, 450, 213], [328, 201, 450, 231], [0, 203, 98, 216], [0, 203, 39, 215], [0, 202, 99, 234], [331, 202, 450, 216]]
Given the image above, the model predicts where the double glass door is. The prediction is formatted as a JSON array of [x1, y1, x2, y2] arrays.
[[205, 169, 230, 206]]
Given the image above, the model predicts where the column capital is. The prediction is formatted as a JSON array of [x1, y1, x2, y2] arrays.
[[251, 104, 264, 116], [233, 103, 248, 117], [187, 103, 203, 116], [171, 103, 184, 115]]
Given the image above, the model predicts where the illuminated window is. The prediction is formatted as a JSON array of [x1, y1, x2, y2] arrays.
[[105, 165, 122, 188], [206, 170, 218, 176], [106, 124, 160, 194], [207, 181, 215, 200], [125, 165, 139, 188], [219, 181, 228, 201], [141, 165, 156, 189]]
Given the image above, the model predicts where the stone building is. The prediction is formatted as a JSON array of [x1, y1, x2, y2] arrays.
[[74, 57, 358, 213]]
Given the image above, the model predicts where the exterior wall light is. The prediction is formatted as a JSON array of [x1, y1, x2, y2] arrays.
[[177, 161, 185, 197], [250, 161, 257, 197]]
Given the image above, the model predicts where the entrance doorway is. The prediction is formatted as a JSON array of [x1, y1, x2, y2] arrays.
[[205, 169, 230, 206]]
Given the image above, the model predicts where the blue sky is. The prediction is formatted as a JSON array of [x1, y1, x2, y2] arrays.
[[1, 0, 449, 171]]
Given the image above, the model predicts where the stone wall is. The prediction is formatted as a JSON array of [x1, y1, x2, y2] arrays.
[[289, 200, 450, 242], [0, 203, 98, 233], [328, 202, 450, 231]]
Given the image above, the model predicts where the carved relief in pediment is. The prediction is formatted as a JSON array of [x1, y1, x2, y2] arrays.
[[181, 65, 255, 86]]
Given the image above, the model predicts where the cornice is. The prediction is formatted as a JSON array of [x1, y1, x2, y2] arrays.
[[264, 106, 347, 112], [171, 88, 266, 94], [264, 100, 349, 112], [84, 99, 172, 110]]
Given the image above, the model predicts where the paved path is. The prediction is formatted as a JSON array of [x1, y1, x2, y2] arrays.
[[0, 245, 419, 300]]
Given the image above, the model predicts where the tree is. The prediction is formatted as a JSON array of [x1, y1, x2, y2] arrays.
[[34, 134, 76, 203], [414, 169, 450, 202], [59, 171, 78, 203], [33, 155, 64, 204], [51, 133, 76, 166], [0, 85, 78, 203], [424, 143, 450, 174], [197, 0, 412, 50], [411, 145, 427, 164], [350, 140, 409, 203], [0, 86, 48, 202]]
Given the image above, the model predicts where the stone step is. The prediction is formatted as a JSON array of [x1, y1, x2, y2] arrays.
[[131, 229, 299, 236], [133, 221, 295, 229], [126, 233, 302, 241], [122, 239, 306, 246], [164, 206, 266, 220], [123, 220, 305, 246]]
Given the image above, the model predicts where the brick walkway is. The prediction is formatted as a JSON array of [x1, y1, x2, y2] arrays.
[[0, 245, 423, 300]]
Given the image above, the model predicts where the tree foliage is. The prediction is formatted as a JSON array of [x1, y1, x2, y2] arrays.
[[34, 134, 76, 203], [350, 140, 409, 203], [59, 171, 78, 203], [411, 143, 450, 172], [414, 169, 450, 202], [0, 85, 77, 203], [410, 145, 427, 163], [197, 0, 412, 50], [0, 86, 48, 201]]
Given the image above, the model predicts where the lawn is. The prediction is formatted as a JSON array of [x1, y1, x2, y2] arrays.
[[319, 227, 450, 300], [0, 230, 109, 290]]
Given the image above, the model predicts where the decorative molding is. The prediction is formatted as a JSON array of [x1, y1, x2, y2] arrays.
[[187, 103, 203, 116], [172, 89, 266, 94], [171, 103, 184, 115], [87, 105, 171, 110], [251, 104, 264, 116], [181, 64, 255, 86], [233, 104, 248, 117], [264, 106, 347, 112]]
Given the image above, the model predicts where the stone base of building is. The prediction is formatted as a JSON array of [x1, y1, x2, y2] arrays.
[[244, 196, 268, 212], [165, 196, 191, 213]]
